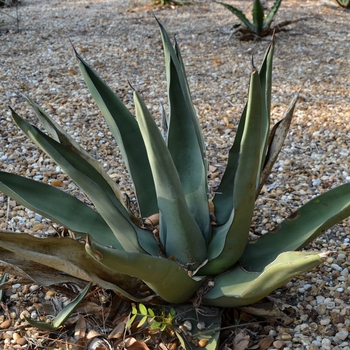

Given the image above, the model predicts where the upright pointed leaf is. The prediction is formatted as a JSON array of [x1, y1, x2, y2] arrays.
[[200, 69, 263, 275], [257, 39, 274, 182], [23, 96, 127, 213], [264, 0, 283, 29], [159, 21, 211, 240], [241, 183, 350, 271], [257, 94, 297, 195], [252, 0, 264, 34], [214, 40, 274, 224], [75, 50, 158, 218], [134, 90, 207, 268]]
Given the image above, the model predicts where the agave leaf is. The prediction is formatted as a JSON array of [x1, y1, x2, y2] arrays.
[[24, 282, 92, 331], [241, 183, 350, 271], [213, 105, 247, 225], [133, 90, 207, 267], [264, 0, 283, 29], [0, 171, 122, 248], [0, 232, 154, 302], [214, 1, 256, 32], [0, 251, 88, 289], [203, 251, 326, 307], [252, 0, 264, 34], [10, 109, 156, 254], [23, 96, 128, 214], [257, 39, 274, 181], [85, 236, 203, 304], [213, 40, 273, 224], [158, 21, 211, 241], [201, 69, 263, 275], [257, 94, 297, 195], [74, 49, 158, 218]]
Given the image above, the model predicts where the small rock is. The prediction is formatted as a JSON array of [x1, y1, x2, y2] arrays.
[[321, 338, 332, 350], [331, 263, 342, 271], [309, 345, 320, 350], [334, 329, 349, 343], [316, 295, 325, 304], [273, 340, 285, 349], [10, 293, 19, 301], [0, 320, 11, 329], [16, 337, 27, 346]]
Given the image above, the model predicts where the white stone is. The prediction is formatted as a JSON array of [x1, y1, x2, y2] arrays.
[[321, 338, 332, 350], [316, 295, 325, 304], [334, 329, 349, 343], [331, 263, 342, 271]]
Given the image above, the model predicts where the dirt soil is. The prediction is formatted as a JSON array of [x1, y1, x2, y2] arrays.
[[0, 0, 350, 349]]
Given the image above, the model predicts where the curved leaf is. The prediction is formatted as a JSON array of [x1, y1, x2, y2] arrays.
[[10, 109, 157, 254], [85, 236, 203, 304], [203, 251, 325, 307], [23, 96, 127, 213], [0, 171, 121, 248], [264, 0, 283, 29], [241, 183, 350, 271], [24, 282, 92, 330], [74, 50, 158, 218], [0, 232, 152, 302], [214, 1, 255, 32]]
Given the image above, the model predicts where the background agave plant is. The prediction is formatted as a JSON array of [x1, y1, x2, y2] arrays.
[[1, 21, 350, 348], [336, 0, 350, 8], [214, 0, 283, 38]]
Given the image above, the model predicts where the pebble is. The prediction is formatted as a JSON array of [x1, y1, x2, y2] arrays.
[[331, 263, 342, 271], [321, 338, 332, 350], [334, 329, 349, 343]]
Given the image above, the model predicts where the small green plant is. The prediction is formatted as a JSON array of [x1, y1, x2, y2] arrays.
[[336, 0, 350, 8], [215, 0, 284, 39], [127, 303, 176, 332], [0, 0, 19, 30], [24, 282, 92, 331], [1, 20, 350, 349]]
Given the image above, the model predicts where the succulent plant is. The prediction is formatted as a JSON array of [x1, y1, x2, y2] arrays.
[[336, 0, 350, 8], [1, 21, 350, 348], [215, 0, 283, 39]]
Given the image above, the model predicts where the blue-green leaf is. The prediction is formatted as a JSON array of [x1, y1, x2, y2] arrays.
[[241, 183, 350, 271], [158, 21, 211, 241], [0, 172, 121, 247], [133, 90, 207, 268], [75, 49, 158, 218], [10, 109, 152, 254], [200, 69, 263, 275], [214, 1, 256, 32]]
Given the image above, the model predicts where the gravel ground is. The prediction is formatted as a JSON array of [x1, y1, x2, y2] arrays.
[[0, 0, 350, 349]]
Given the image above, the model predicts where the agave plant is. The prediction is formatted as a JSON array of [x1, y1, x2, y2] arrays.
[[336, 0, 350, 8], [1, 21, 350, 348]]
